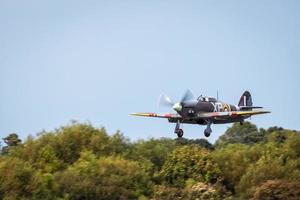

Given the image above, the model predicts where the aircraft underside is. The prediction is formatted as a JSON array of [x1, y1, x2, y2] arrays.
[[168, 116, 247, 125], [168, 116, 247, 137]]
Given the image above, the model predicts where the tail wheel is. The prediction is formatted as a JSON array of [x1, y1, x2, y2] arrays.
[[177, 129, 184, 138]]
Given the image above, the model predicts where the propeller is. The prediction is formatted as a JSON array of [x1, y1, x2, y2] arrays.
[[181, 89, 194, 103], [158, 90, 194, 112], [158, 94, 174, 107]]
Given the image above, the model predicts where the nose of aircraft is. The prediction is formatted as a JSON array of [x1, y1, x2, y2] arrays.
[[172, 102, 182, 112]]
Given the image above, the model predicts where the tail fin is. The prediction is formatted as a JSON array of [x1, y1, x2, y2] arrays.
[[238, 91, 252, 107]]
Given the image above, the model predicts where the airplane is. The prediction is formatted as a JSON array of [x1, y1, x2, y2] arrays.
[[131, 90, 270, 138]]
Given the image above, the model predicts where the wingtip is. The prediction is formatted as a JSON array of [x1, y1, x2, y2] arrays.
[[130, 112, 149, 117], [261, 110, 271, 114]]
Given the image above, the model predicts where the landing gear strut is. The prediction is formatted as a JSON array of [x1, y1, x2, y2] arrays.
[[174, 120, 184, 138], [204, 121, 212, 137]]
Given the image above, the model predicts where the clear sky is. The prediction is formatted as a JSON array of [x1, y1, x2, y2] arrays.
[[1, 0, 299, 143]]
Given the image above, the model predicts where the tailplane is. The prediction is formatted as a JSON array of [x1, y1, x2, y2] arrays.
[[238, 91, 263, 110]]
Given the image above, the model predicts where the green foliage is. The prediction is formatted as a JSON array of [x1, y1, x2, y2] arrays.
[[184, 182, 230, 200], [56, 151, 152, 200], [152, 185, 184, 200], [159, 145, 222, 187], [252, 180, 300, 200], [131, 138, 176, 172], [35, 145, 61, 173], [215, 122, 265, 147], [2, 133, 21, 147], [2, 133, 22, 154], [211, 144, 252, 191], [107, 131, 133, 157], [11, 122, 132, 169], [0, 121, 299, 199], [0, 157, 41, 199], [50, 123, 110, 164], [152, 182, 231, 200], [175, 138, 214, 150], [236, 138, 300, 199]]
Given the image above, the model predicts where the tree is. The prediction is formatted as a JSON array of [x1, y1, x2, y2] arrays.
[[108, 131, 132, 157], [211, 144, 254, 192], [152, 185, 184, 200], [175, 138, 214, 150], [18, 122, 113, 167], [0, 157, 43, 199], [159, 145, 222, 187], [0, 121, 298, 199], [252, 180, 300, 200], [283, 131, 300, 158], [132, 138, 176, 173], [2, 133, 22, 154], [51, 123, 110, 165], [215, 122, 265, 147], [3, 133, 21, 147], [184, 182, 231, 200], [35, 145, 61, 173], [56, 151, 153, 200], [152, 181, 231, 200], [31, 172, 59, 200], [236, 141, 300, 199]]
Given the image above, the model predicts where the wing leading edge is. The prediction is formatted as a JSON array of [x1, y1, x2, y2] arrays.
[[130, 112, 181, 119], [131, 110, 270, 120]]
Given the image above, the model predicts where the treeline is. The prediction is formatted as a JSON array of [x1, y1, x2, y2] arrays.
[[0, 122, 300, 200]]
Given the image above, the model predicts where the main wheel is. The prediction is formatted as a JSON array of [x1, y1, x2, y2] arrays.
[[204, 129, 211, 137], [177, 129, 184, 138]]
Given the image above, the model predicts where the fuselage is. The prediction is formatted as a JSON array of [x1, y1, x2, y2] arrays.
[[169, 96, 246, 125]]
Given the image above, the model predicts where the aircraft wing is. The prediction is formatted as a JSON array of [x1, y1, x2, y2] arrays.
[[197, 110, 271, 119], [131, 110, 270, 122], [131, 112, 182, 119]]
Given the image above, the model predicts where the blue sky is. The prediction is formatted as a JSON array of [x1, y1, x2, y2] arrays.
[[1, 0, 299, 143]]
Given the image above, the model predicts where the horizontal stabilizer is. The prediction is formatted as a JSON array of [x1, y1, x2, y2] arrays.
[[239, 106, 263, 110]]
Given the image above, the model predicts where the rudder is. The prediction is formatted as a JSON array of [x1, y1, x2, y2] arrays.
[[238, 91, 252, 107]]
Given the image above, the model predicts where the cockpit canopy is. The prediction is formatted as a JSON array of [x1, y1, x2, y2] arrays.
[[197, 96, 217, 102]]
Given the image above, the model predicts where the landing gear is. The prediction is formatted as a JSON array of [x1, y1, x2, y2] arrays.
[[174, 120, 184, 138], [204, 129, 211, 137], [177, 129, 184, 138], [204, 121, 212, 137]]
